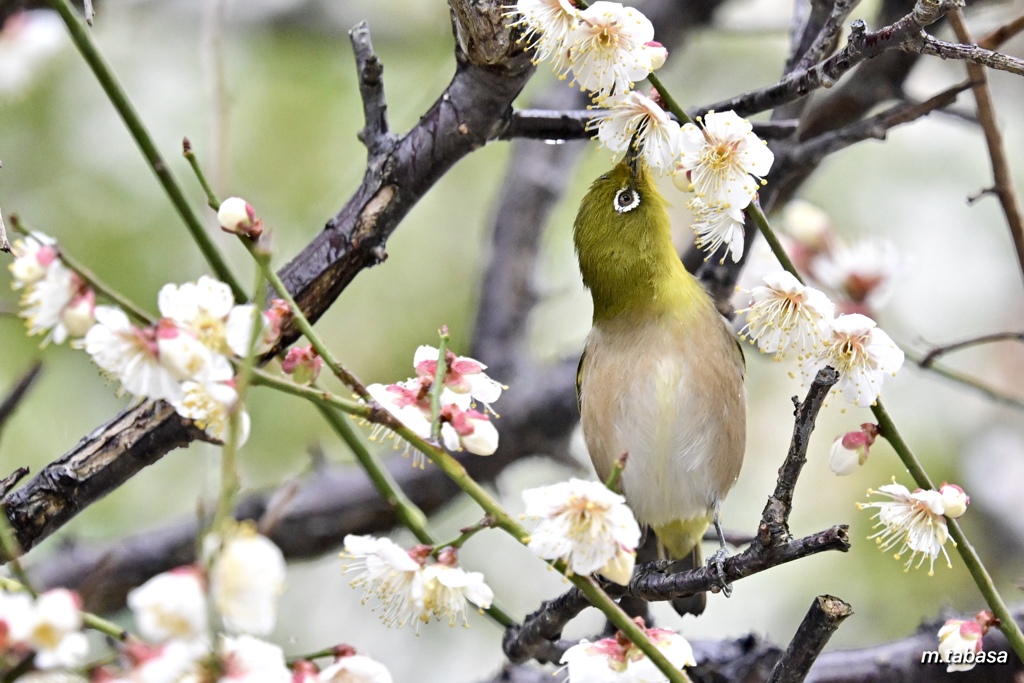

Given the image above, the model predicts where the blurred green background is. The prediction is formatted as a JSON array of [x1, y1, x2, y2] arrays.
[[1, 0, 1023, 680]]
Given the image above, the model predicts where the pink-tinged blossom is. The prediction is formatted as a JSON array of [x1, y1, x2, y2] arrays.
[[506, 0, 579, 72], [676, 110, 773, 211], [225, 302, 283, 357], [317, 653, 393, 683], [811, 237, 901, 314], [828, 423, 878, 476], [739, 271, 835, 361], [209, 524, 287, 636], [857, 480, 968, 575], [937, 619, 984, 672], [8, 233, 58, 287], [342, 535, 429, 628], [589, 90, 681, 174], [801, 313, 904, 407], [218, 197, 263, 239], [155, 319, 214, 383], [413, 346, 504, 411], [560, 623, 696, 682], [219, 634, 290, 683], [939, 483, 970, 519], [19, 260, 95, 345], [282, 345, 323, 385], [125, 639, 207, 683], [127, 566, 208, 644], [567, 1, 656, 100], [523, 479, 641, 585], [85, 306, 184, 402], [687, 197, 746, 264], [439, 404, 499, 456]]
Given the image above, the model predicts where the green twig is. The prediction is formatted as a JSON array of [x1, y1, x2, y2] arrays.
[[48, 0, 245, 301], [748, 202, 803, 282], [243, 241, 369, 399], [604, 452, 627, 493], [647, 73, 692, 126], [182, 137, 222, 210], [9, 215, 154, 325], [430, 327, 450, 440], [433, 516, 495, 553]]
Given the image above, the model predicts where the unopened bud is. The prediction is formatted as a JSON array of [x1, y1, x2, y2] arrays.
[[217, 196, 263, 238], [939, 483, 969, 519]]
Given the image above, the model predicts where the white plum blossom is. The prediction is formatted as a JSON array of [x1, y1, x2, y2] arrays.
[[589, 90, 681, 174], [9, 233, 58, 286], [84, 306, 184, 402], [567, 1, 656, 100], [209, 525, 286, 636], [317, 654, 394, 683], [155, 321, 215, 383], [19, 259, 95, 345], [506, 0, 579, 72], [412, 345, 504, 411], [522, 478, 641, 584], [342, 535, 428, 628], [419, 549, 494, 627], [857, 480, 970, 575], [225, 303, 282, 358], [937, 619, 985, 672], [561, 625, 696, 682], [172, 354, 249, 445], [801, 313, 904, 407], [218, 634, 290, 683], [127, 566, 209, 644], [126, 639, 207, 683], [739, 271, 835, 361], [811, 237, 901, 313], [439, 404, 499, 456], [687, 197, 746, 263], [19, 589, 89, 669], [939, 483, 970, 519], [676, 110, 773, 211]]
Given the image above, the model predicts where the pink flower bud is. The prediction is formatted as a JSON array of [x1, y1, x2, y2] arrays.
[[282, 345, 323, 385], [218, 196, 263, 238], [829, 424, 877, 476], [939, 483, 969, 519], [644, 40, 668, 70]]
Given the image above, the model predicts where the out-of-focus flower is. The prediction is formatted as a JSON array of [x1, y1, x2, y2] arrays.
[[127, 566, 208, 644], [811, 237, 901, 314], [155, 320, 215, 383], [779, 200, 834, 273], [801, 313, 904, 407], [937, 619, 984, 672], [522, 478, 641, 585], [18, 255, 95, 346], [282, 345, 323, 386], [739, 271, 835, 361], [225, 302, 284, 358], [18, 589, 88, 669], [317, 653, 393, 683], [125, 639, 207, 683], [0, 589, 34, 650], [439, 404, 499, 456], [589, 90, 681, 175], [9, 233, 57, 286], [506, 0, 579, 72], [218, 197, 263, 239], [0, 11, 65, 98], [172, 354, 249, 445], [561, 622, 696, 682], [687, 197, 746, 263], [85, 306, 184, 401], [676, 110, 773, 211], [828, 423, 879, 476], [209, 524, 286, 636], [568, 1, 656, 100], [857, 480, 967, 575], [419, 548, 493, 627], [218, 634, 290, 683], [342, 535, 428, 628]]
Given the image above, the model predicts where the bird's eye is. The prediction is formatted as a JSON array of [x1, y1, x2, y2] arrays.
[[613, 188, 640, 214]]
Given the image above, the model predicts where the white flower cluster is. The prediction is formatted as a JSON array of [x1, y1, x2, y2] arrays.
[[0, 526, 393, 682], [561, 621, 696, 683], [739, 270, 905, 408], [508, 1, 774, 264], [366, 345, 504, 462], [857, 480, 969, 575], [8, 233, 287, 444], [522, 478, 641, 585], [342, 535, 494, 629]]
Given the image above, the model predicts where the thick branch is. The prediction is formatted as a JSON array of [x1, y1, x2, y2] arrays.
[[768, 595, 854, 683]]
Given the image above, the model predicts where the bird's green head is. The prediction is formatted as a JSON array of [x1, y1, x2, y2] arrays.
[[573, 150, 699, 320]]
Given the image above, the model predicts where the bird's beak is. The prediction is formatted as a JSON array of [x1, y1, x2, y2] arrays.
[[626, 132, 642, 176]]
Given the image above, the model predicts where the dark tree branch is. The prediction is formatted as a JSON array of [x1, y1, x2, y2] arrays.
[[792, 0, 861, 75], [0, 361, 42, 438], [498, 110, 799, 142], [768, 595, 854, 683], [912, 32, 1024, 77]]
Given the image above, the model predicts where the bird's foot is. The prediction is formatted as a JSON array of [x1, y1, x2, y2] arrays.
[[705, 546, 732, 598]]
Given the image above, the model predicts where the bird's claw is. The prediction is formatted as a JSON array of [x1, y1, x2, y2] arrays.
[[706, 547, 732, 598]]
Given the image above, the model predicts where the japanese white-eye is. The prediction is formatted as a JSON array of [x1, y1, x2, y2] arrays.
[[573, 148, 746, 615]]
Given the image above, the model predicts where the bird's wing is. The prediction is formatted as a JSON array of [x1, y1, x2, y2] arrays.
[[575, 348, 587, 414]]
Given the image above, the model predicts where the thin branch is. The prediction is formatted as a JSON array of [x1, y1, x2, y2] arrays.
[[945, 10, 1024, 286], [793, 0, 862, 74], [906, 351, 1024, 410], [912, 32, 1024, 77], [919, 330, 1024, 367], [0, 361, 42, 437], [768, 595, 854, 683]]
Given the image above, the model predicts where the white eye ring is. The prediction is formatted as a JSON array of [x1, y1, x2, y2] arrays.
[[613, 188, 640, 213]]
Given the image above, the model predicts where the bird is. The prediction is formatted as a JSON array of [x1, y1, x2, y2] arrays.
[[573, 145, 746, 616]]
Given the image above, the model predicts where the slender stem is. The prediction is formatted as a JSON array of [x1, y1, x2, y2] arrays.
[[747, 202, 803, 283], [245, 242, 369, 399], [648, 73, 693, 126], [604, 453, 627, 493], [47, 0, 245, 301], [183, 138, 222, 210], [0, 577, 129, 642], [10, 215, 154, 325], [430, 328, 450, 440], [433, 516, 494, 552]]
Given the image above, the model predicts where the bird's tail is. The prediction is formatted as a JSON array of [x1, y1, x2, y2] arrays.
[[654, 516, 711, 617]]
